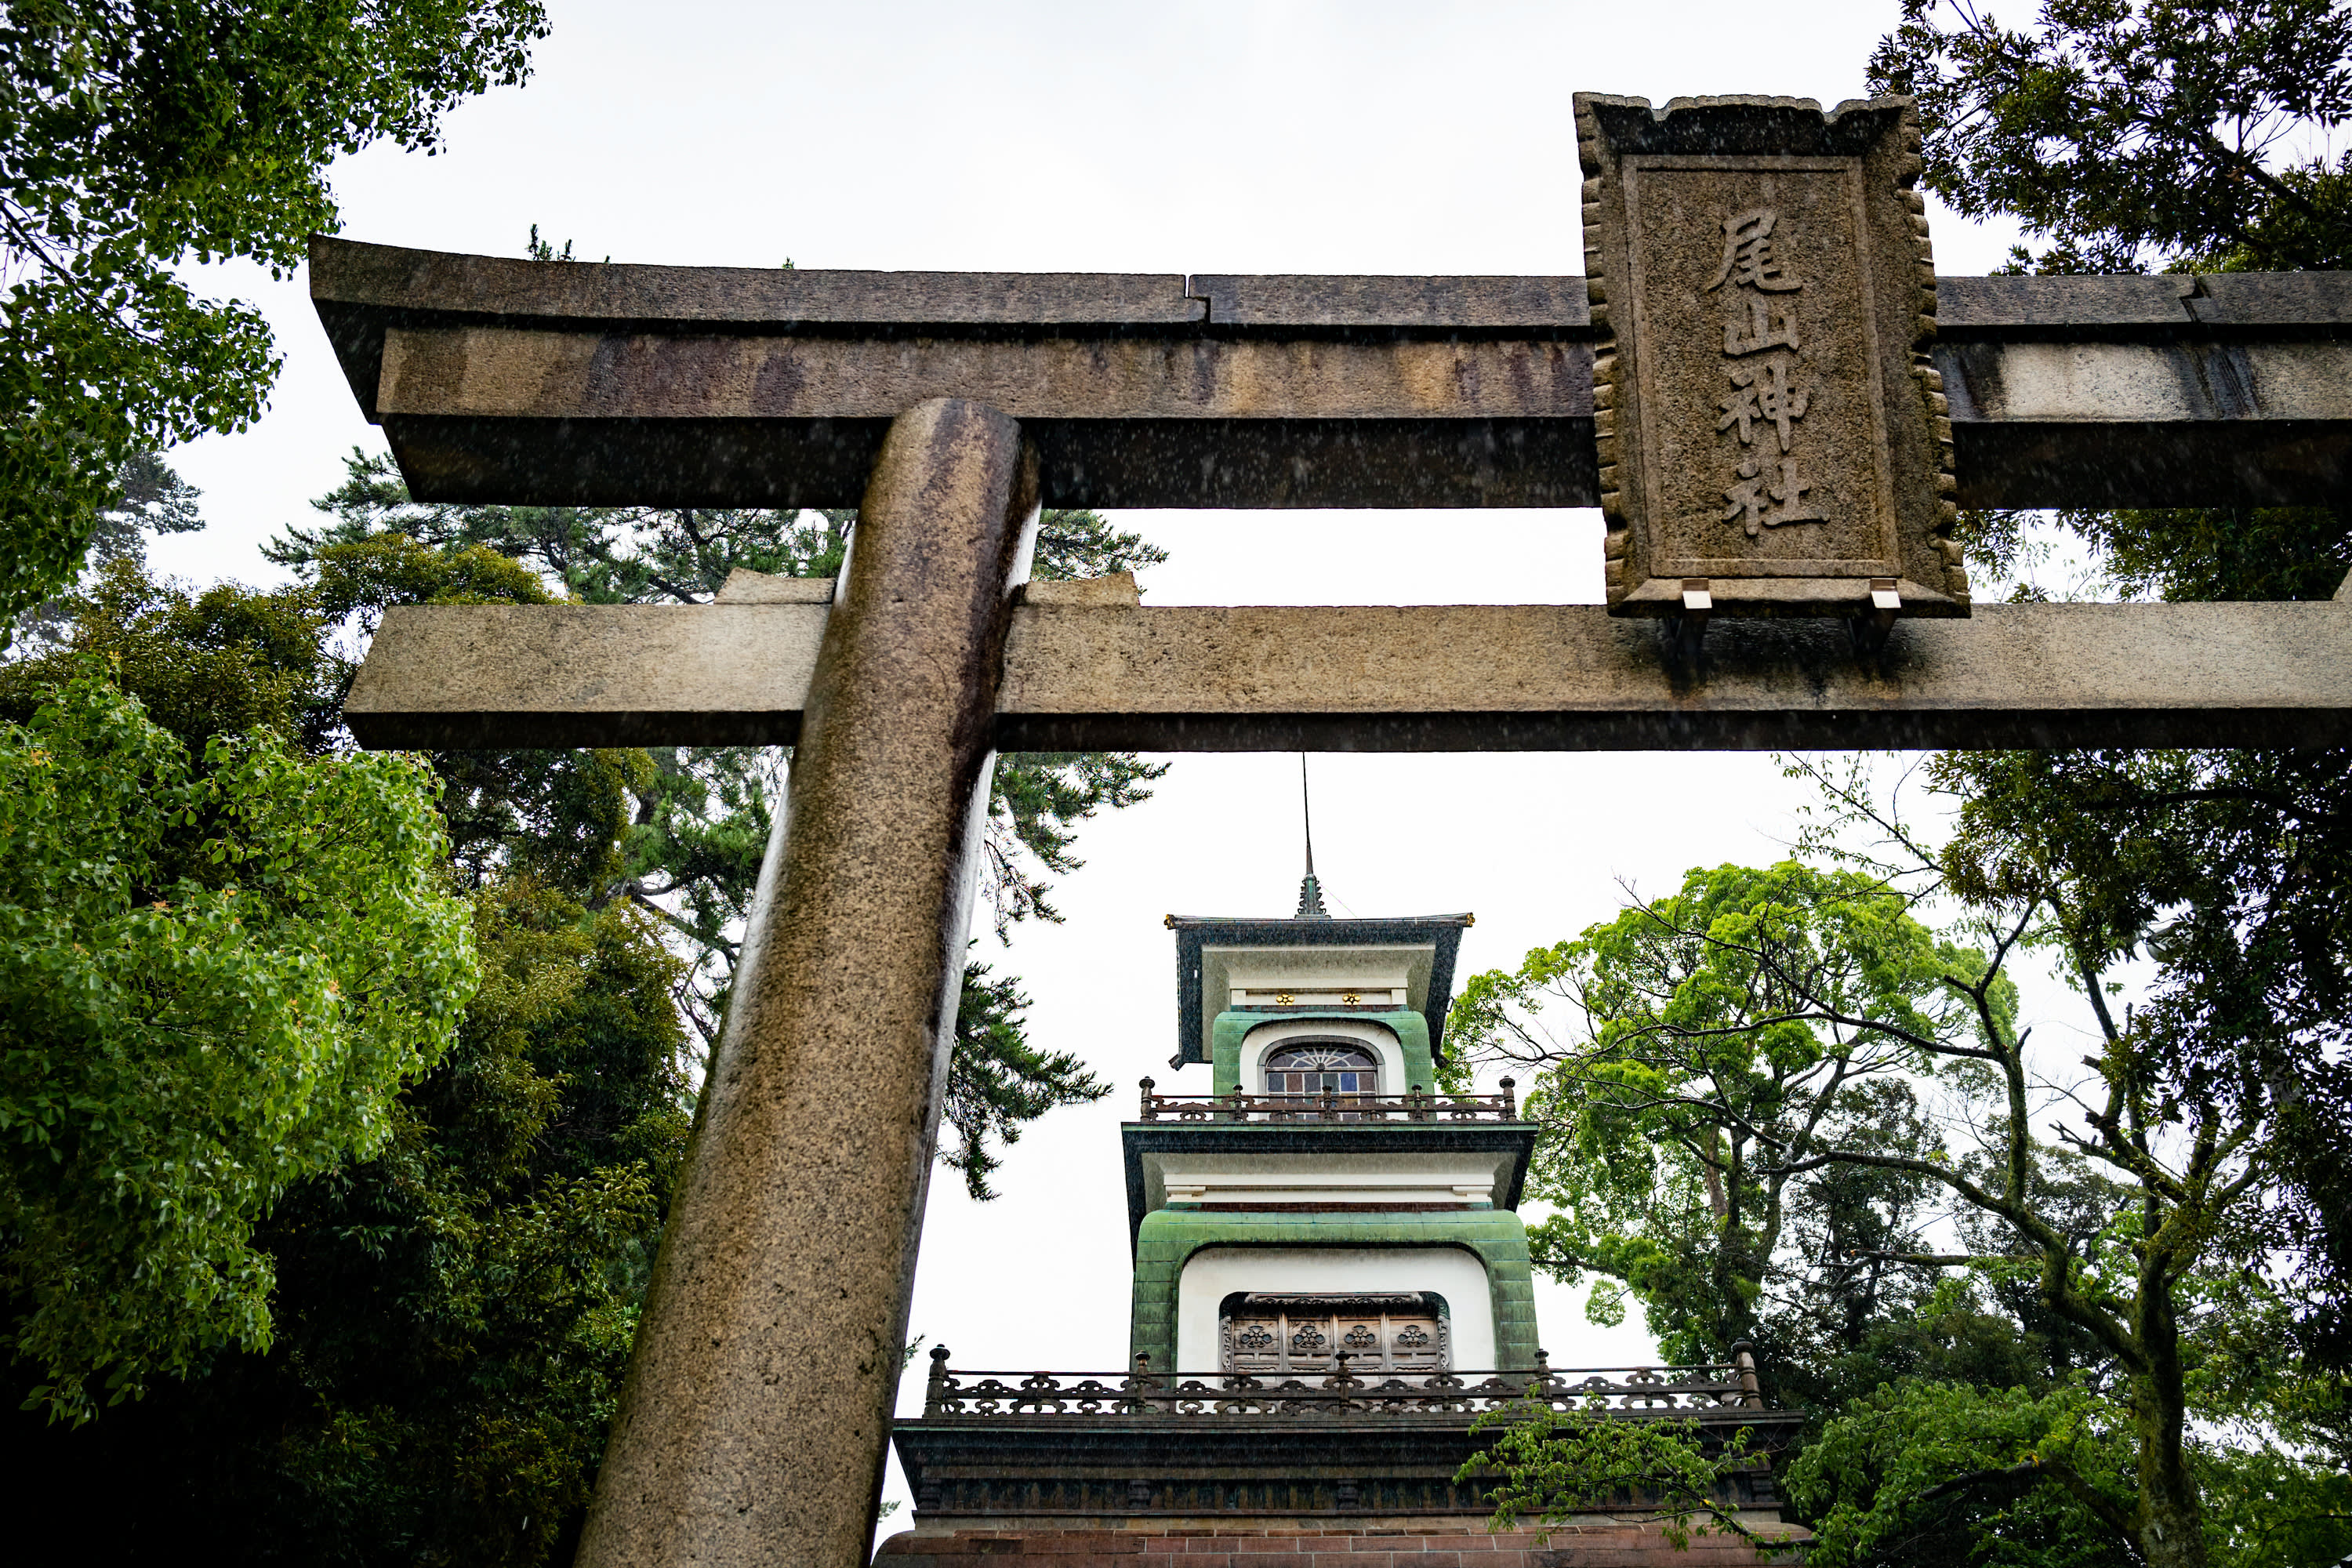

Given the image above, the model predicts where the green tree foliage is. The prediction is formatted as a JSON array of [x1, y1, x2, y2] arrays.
[[0, 562, 683, 1560], [1929, 746, 2352, 1359], [1874, 0, 2352, 274], [1788, 1380, 2141, 1567], [15, 529, 1117, 1189], [2, 877, 689, 1566], [946, 961, 1105, 1201], [82, 451, 205, 565], [185, 880, 689, 1566], [1451, 849, 2347, 1568], [0, 0, 550, 630], [1459, 1396, 1788, 1554], [0, 554, 341, 749], [0, 673, 475, 1424], [1874, 0, 2352, 601], [14, 452, 206, 643], [0, 529, 1113, 1557], [1789, 1367, 2352, 1568], [1842, 13, 2352, 1556], [272, 447, 1156, 1049], [1447, 863, 1969, 1367]]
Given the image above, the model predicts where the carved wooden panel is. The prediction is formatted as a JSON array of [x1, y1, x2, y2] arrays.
[[1219, 1292, 1450, 1376]]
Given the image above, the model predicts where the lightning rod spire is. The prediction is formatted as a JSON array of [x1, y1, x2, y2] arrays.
[[1295, 753, 1330, 919]]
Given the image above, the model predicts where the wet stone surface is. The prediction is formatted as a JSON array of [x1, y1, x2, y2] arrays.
[[1577, 93, 1966, 619]]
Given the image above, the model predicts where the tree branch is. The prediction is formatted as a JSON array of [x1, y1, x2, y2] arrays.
[[1912, 1455, 2140, 1549]]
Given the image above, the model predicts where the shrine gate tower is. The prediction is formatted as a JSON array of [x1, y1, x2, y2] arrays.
[[886, 873, 1802, 1563], [1130, 891, 1533, 1382]]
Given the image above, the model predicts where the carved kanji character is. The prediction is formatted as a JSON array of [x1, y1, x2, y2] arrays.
[[1765, 456, 1824, 527], [1722, 455, 1828, 539], [1722, 456, 1772, 535], [1703, 208, 1802, 293], [1724, 293, 1799, 355], [1716, 354, 1809, 451]]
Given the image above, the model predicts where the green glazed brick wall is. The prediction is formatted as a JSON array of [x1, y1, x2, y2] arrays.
[[1210, 1009, 1436, 1095], [1128, 1207, 1540, 1374]]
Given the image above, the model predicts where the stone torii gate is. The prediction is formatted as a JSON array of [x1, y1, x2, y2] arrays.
[[317, 96, 2352, 1567]]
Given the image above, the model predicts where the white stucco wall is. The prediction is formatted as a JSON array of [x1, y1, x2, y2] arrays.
[[1174, 1245, 1495, 1373], [1240, 1018, 1406, 1092]]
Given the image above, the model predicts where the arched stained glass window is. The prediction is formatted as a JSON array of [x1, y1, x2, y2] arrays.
[[1265, 1043, 1377, 1098]]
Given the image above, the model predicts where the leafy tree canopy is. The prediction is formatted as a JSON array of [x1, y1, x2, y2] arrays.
[[1787, 1379, 2141, 1568], [1859, 13, 2352, 1538], [0, 471, 1130, 1553], [1460, 1396, 1788, 1555], [946, 960, 1104, 1201], [270, 445, 1152, 1069], [1874, 0, 2352, 274], [1452, 840, 2349, 1568], [0, 672, 475, 1423], [13, 452, 205, 643], [1875, 0, 2352, 604], [0, 560, 665, 1556], [1447, 862, 1977, 1365], [1930, 740, 2352, 1392], [3, 873, 691, 1566], [7, 526, 1116, 1201], [0, 0, 549, 632]]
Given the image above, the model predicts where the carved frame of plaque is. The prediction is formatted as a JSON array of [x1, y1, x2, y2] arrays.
[[1576, 93, 1969, 619]]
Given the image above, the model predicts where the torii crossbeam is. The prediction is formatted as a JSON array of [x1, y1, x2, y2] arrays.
[[328, 238, 2352, 753], [315, 93, 2352, 1568]]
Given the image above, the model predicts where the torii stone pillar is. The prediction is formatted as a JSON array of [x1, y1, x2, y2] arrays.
[[574, 397, 1040, 1568]]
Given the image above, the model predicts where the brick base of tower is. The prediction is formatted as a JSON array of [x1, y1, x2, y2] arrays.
[[876, 1523, 1810, 1565], [887, 1405, 1806, 1563]]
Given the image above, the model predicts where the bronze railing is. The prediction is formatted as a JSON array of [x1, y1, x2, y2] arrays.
[[919, 1347, 1765, 1418], [1133, 1077, 1518, 1123]]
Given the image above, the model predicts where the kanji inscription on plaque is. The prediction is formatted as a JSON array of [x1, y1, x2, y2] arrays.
[[1576, 93, 1969, 619]]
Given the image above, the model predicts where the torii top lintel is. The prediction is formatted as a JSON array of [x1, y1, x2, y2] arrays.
[[324, 91, 2352, 755], [310, 135, 2352, 524]]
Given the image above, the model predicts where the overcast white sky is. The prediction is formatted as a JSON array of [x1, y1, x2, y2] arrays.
[[142, 0, 2056, 1519]]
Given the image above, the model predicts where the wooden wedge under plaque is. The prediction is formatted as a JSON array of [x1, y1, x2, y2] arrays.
[[1577, 93, 1968, 619]]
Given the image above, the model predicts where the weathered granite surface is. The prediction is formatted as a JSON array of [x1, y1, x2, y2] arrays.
[[343, 597, 2352, 754], [1574, 93, 1962, 619], [310, 236, 2352, 513], [571, 398, 1040, 1568]]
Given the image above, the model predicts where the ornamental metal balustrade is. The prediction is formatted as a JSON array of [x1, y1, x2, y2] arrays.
[[1133, 1077, 1519, 1123], [916, 1346, 1762, 1419]]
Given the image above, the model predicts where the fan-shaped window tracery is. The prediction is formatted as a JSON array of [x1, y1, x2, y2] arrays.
[[1264, 1042, 1378, 1098]]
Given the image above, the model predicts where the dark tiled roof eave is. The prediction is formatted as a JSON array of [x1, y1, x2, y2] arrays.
[[1169, 914, 1474, 1071]]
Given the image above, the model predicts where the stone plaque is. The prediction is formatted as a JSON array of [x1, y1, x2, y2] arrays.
[[1577, 93, 1969, 619]]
